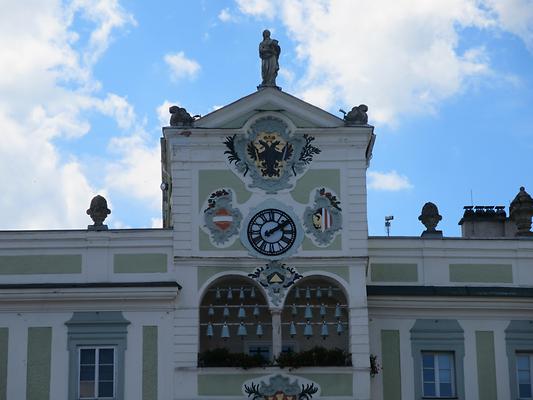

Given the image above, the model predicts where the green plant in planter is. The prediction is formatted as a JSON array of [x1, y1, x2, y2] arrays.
[[198, 348, 270, 369], [275, 346, 352, 369]]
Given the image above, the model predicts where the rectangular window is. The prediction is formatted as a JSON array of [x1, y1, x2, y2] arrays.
[[79, 347, 115, 399], [422, 352, 455, 398], [517, 353, 533, 399]]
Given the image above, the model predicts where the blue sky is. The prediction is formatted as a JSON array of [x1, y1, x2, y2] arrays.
[[1, 0, 532, 236]]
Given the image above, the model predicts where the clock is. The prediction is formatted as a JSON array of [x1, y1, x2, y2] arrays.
[[247, 208, 297, 256]]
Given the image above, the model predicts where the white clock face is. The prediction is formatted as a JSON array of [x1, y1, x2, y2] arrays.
[[241, 200, 304, 260], [247, 208, 297, 256]]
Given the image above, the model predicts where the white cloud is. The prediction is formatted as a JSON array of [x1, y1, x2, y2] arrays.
[[164, 51, 201, 81], [156, 100, 180, 127], [368, 171, 414, 191], [218, 8, 237, 22], [105, 133, 161, 211], [236, 0, 533, 124], [0, 0, 139, 229]]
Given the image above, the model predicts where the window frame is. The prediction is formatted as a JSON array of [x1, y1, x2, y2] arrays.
[[66, 312, 129, 400], [516, 352, 533, 399], [410, 319, 465, 400], [421, 351, 456, 398], [505, 320, 533, 400], [78, 346, 117, 400]]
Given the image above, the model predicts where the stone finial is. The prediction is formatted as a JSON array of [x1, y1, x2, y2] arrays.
[[258, 29, 281, 90], [510, 186, 533, 236], [169, 106, 195, 127], [87, 195, 111, 231], [344, 105, 368, 125], [418, 202, 442, 237]]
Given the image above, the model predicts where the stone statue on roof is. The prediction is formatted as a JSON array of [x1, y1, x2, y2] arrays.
[[258, 29, 281, 89]]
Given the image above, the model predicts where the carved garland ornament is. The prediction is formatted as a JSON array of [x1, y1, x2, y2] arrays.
[[303, 188, 342, 246], [243, 374, 320, 400], [248, 261, 303, 307], [224, 116, 320, 193], [202, 189, 242, 246]]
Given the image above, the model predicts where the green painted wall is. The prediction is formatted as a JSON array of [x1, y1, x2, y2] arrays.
[[198, 170, 251, 209], [0, 328, 7, 400], [197, 373, 352, 396], [381, 330, 402, 400], [449, 264, 512, 283], [291, 169, 341, 204], [198, 374, 262, 396], [113, 253, 167, 273], [0, 255, 81, 275], [371, 263, 418, 282], [142, 326, 158, 400], [476, 331, 497, 400], [298, 373, 352, 396], [26, 327, 51, 400]]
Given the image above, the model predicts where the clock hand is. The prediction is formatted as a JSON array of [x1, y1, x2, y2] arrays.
[[265, 219, 291, 237]]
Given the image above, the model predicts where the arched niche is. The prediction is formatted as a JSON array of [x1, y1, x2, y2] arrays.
[[281, 275, 349, 353], [199, 275, 272, 359]]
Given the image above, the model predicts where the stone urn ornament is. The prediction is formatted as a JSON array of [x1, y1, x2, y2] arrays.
[[510, 186, 533, 236], [418, 202, 442, 237], [87, 195, 111, 231]]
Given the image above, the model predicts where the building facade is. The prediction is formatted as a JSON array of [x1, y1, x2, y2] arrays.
[[1, 81, 533, 400]]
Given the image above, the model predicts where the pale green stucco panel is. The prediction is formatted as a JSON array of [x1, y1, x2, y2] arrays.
[[371, 263, 418, 282], [297, 266, 349, 283], [198, 374, 262, 396], [298, 373, 352, 396], [449, 264, 513, 283], [291, 169, 341, 204], [198, 170, 251, 209], [0, 328, 7, 400], [302, 235, 342, 251], [114, 253, 167, 273], [26, 327, 51, 400], [381, 330, 402, 400], [198, 230, 246, 251], [476, 331, 497, 400], [197, 373, 352, 396], [0, 255, 81, 275], [142, 326, 158, 400]]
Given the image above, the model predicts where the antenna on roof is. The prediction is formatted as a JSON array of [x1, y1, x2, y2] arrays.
[[385, 215, 394, 237]]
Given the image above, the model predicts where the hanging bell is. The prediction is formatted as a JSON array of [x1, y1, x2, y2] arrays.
[[336, 320, 343, 335], [208, 305, 215, 317], [238, 305, 246, 319], [206, 322, 214, 338], [316, 286, 322, 299], [215, 287, 221, 300], [239, 287, 245, 300], [256, 322, 264, 337], [227, 287, 233, 300], [304, 303, 313, 320], [327, 286, 333, 297], [335, 303, 342, 319], [253, 305, 260, 317], [291, 303, 298, 316], [289, 321, 297, 338], [250, 286, 256, 298], [237, 321, 248, 338], [223, 305, 230, 318], [320, 303, 326, 317], [304, 321, 313, 339], [321, 321, 329, 339], [305, 287, 311, 299], [221, 322, 230, 339], [294, 287, 300, 299]]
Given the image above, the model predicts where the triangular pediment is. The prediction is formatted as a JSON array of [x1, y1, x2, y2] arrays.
[[194, 87, 344, 129]]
